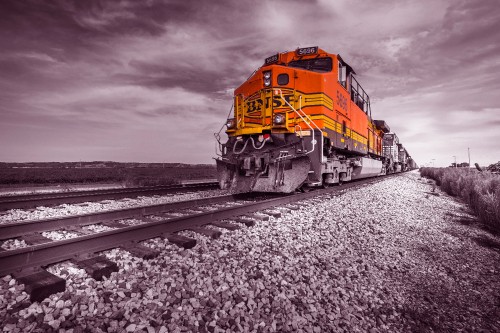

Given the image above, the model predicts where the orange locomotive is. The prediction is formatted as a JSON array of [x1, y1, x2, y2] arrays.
[[215, 46, 410, 193]]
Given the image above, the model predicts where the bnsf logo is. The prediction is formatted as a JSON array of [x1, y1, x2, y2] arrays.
[[246, 95, 295, 113], [336, 90, 348, 110]]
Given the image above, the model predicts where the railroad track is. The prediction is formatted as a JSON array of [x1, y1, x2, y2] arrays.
[[0, 181, 219, 211], [0, 175, 394, 302]]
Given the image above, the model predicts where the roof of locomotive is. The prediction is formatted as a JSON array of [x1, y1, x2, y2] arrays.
[[383, 132, 400, 144], [262, 46, 356, 74], [373, 120, 391, 133]]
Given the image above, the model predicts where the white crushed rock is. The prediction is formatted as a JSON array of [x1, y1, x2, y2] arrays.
[[182, 209, 205, 214], [82, 224, 116, 233], [197, 205, 220, 212], [46, 261, 89, 280], [141, 237, 169, 250], [1, 238, 28, 251], [165, 212, 188, 217], [117, 218, 146, 226], [41, 230, 80, 241], [0, 189, 226, 224], [1, 171, 499, 332], [144, 215, 166, 222]]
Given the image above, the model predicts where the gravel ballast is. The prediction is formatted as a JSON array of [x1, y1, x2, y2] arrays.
[[1, 171, 499, 332]]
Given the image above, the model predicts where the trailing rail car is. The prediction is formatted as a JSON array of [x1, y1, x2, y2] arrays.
[[215, 47, 416, 193]]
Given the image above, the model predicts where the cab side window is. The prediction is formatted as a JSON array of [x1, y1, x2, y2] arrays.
[[338, 61, 347, 88]]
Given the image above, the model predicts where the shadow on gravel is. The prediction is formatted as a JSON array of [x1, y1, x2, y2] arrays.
[[445, 211, 500, 237], [416, 244, 439, 260], [398, 213, 500, 332], [442, 228, 464, 240], [453, 216, 477, 226], [401, 307, 441, 332], [473, 235, 500, 253], [399, 263, 500, 333], [444, 211, 478, 226]]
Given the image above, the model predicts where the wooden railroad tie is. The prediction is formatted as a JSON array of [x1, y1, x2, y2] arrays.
[[14, 269, 66, 303], [165, 234, 197, 249], [71, 255, 119, 281], [190, 227, 222, 239], [211, 221, 241, 231], [122, 244, 160, 260]]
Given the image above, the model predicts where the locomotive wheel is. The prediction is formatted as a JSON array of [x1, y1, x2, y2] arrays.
[[338, 172, 347, 186], [322, 179, 333, 188], [322, 173, 336, 188], [299, 184, 312, 193]]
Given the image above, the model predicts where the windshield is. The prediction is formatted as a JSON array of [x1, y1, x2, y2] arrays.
[[288, 57, 332, 73]]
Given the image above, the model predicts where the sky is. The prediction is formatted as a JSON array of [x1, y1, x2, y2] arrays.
[[1, 0, 499, 167]]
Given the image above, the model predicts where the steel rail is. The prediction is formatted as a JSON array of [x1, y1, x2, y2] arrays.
[[0, 176, 389, 277], [0, 182, 219, 211]]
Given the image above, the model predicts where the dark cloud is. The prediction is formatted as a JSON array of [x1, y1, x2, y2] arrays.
[[0, 0, 191, 40], [0, 0, 499, 165]]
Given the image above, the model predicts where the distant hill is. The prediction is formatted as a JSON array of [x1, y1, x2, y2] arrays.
[[0, 162, 217, 186], [0, 162, 215, 169]]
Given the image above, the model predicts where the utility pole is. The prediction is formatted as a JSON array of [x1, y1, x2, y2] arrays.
[[468, 148, 471, 167], [453, 155, 457, 167]]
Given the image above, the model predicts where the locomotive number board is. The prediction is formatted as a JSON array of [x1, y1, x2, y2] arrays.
[[296, 46, 318, 56], [265, 54, 279, 65]]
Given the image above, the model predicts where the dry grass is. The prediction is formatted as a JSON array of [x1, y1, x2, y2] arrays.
[[0, 165, 216, 187], [420, 167, 500, 233]]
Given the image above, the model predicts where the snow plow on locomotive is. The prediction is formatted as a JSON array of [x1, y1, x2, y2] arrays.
[[215, 47, 416, 193]]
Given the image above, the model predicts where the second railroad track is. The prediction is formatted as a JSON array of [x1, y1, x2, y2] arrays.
[[0, 181, 219, 211]]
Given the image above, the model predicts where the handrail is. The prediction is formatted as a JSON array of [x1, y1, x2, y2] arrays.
[[276, 89, 322, 158], [350, 75, 372, 118], [298, 95, 323, 134], [214, 103, 234, 156]]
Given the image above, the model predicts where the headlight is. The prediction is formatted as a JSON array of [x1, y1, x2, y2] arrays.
[[273, 113, 285, 125], [263, 71, 272, 87], [226, 118, 236, 129]]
